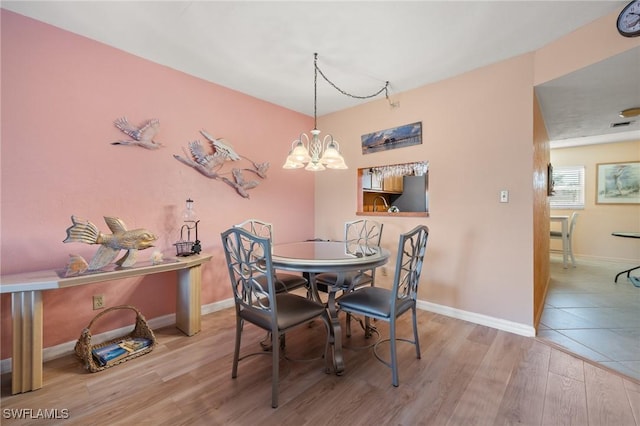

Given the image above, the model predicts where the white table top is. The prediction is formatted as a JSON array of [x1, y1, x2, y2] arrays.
[[272, 240, 390, 273]]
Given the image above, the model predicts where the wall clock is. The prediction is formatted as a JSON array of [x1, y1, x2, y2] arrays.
[[617, 0, 640, 37]]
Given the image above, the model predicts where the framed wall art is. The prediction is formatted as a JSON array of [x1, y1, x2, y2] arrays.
[[596, 161, 640, 204], [361, 122, 422, 155]]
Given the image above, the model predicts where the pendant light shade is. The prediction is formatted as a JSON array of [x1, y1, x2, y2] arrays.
[[283, 53, 390, 172]]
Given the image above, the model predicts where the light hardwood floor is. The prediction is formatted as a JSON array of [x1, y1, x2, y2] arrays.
[[539, 255, 640, 381], [2, 302, 640, 425]]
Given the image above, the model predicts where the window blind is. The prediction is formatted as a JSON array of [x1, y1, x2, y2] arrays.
[[550, 165, 585, 209]]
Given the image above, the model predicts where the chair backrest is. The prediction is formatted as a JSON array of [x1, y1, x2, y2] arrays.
[[234, 219, 277, 254], [234, 219, 274, 240], [568, 212, 579, 237], [345, 219, 383, 246], [221, 227, 277, 322], [391, 225, 429, 314], [344, 219, 384, 258]]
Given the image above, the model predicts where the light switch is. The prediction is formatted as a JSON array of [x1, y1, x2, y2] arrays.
[[500, 190, 509, 203]]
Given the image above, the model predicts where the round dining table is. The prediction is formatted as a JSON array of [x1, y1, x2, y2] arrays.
[[271, 240, 390, 374], [611, 232, 640, 284]]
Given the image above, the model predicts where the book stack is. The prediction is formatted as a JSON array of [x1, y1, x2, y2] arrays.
[[91, 337, 152, 367]]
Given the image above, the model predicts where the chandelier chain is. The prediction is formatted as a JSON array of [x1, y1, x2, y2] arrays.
[[313, 53, 389, 110], [284, 53, 390, 171]]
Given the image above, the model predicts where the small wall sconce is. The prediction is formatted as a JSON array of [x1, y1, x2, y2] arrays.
[[173, 198, 201, 256]]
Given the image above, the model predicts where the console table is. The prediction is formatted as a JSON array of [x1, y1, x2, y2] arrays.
[[0, 254, 212, 394]]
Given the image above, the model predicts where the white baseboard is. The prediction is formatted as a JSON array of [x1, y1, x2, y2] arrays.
[[1, 297, 532, 374], [202, 298, 234, 315], [551, 252, 638, 264], [416, 299, 536, 337], [0, 357, 11, 376], [0, 299, 235, 375]]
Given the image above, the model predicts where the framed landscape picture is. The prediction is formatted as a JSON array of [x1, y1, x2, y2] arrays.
[[596, 161, 640, 204], [361, 122, 422, 155]]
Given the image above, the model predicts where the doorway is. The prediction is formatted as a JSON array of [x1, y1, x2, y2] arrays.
[[538, 254, 640, 381]]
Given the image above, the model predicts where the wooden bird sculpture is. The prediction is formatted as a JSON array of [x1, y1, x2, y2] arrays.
[[231, 168, 259, 198], [199, 130, 240, 160], [112, 117, 163, 149], [174, 128, 268, 198]]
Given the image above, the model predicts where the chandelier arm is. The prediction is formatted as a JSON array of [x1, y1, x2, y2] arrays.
[[286, 53, 386, 171]]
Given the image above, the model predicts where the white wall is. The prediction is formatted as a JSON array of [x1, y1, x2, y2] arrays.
[[551, 140, 640, 262]]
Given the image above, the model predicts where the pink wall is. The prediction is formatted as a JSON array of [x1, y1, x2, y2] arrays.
[[316, 54, 537, 325], [534, 11, 640, 85], [2, 8, 638, 362], [314, 10, 640, 328], [0, 11, 315, 359]]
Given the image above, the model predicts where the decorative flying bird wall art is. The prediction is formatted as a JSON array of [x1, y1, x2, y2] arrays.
[[112, 116, 163, 149], [63, 215, 158, 277], [174, 129, 269, 198]]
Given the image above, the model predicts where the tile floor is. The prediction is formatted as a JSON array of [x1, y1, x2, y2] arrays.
[[538, 254, 640, 381]]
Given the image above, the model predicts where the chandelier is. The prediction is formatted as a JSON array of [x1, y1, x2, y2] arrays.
[[283, 53, 390, 171]]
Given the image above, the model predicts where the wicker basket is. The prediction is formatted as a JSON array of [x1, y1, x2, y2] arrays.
[[174, 241, 194, 256], [74, 305, 157, 373]]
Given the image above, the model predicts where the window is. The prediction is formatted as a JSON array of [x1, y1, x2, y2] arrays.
[[550, 165, 585, 209], [358, 161, 429, 216]]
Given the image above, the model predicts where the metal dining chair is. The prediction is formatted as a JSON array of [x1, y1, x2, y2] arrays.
[[221, 227, 331, 408], [234, 219, 310, 350], [336, 225, 429, 387], [315, 219, 383, 336], [234, 219, 309, 293], [316, 219, 384, 288]]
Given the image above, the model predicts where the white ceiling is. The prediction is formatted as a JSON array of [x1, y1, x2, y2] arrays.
[[3, 1, 639, 145], [535, 46, 640, 146]]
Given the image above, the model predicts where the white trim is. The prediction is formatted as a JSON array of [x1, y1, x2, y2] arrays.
[[2, 298, 534, 374], [551, 252, 639, 264], [416, 300, 536, 337], [202, 298, 234, 315], [550, 130, 640, 149], [0, 299, 235, 375], [0, 358, 10, 376]]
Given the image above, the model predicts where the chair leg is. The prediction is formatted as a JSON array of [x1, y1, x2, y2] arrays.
[[260, 331, 272, 351], [364, 316, 373, 338], [390, 318, 399, 387], [271, 331, 280, 408], [232, 316, 242, 378], [568, 239, 576, 267], [412, 306, 421, 359], [260, 331, 286, 351], [321, 311, 333, 374]]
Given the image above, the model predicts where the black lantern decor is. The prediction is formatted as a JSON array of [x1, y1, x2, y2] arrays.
[[174, 198, 201, 256]]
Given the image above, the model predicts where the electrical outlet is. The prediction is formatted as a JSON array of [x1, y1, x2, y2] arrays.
[[93, 295, 105, 310]]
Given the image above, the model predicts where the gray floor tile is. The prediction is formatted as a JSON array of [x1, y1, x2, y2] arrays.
[[537, 329, 611, 362], [560, 328, 640, 361], [538, 256, 640, 381]]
